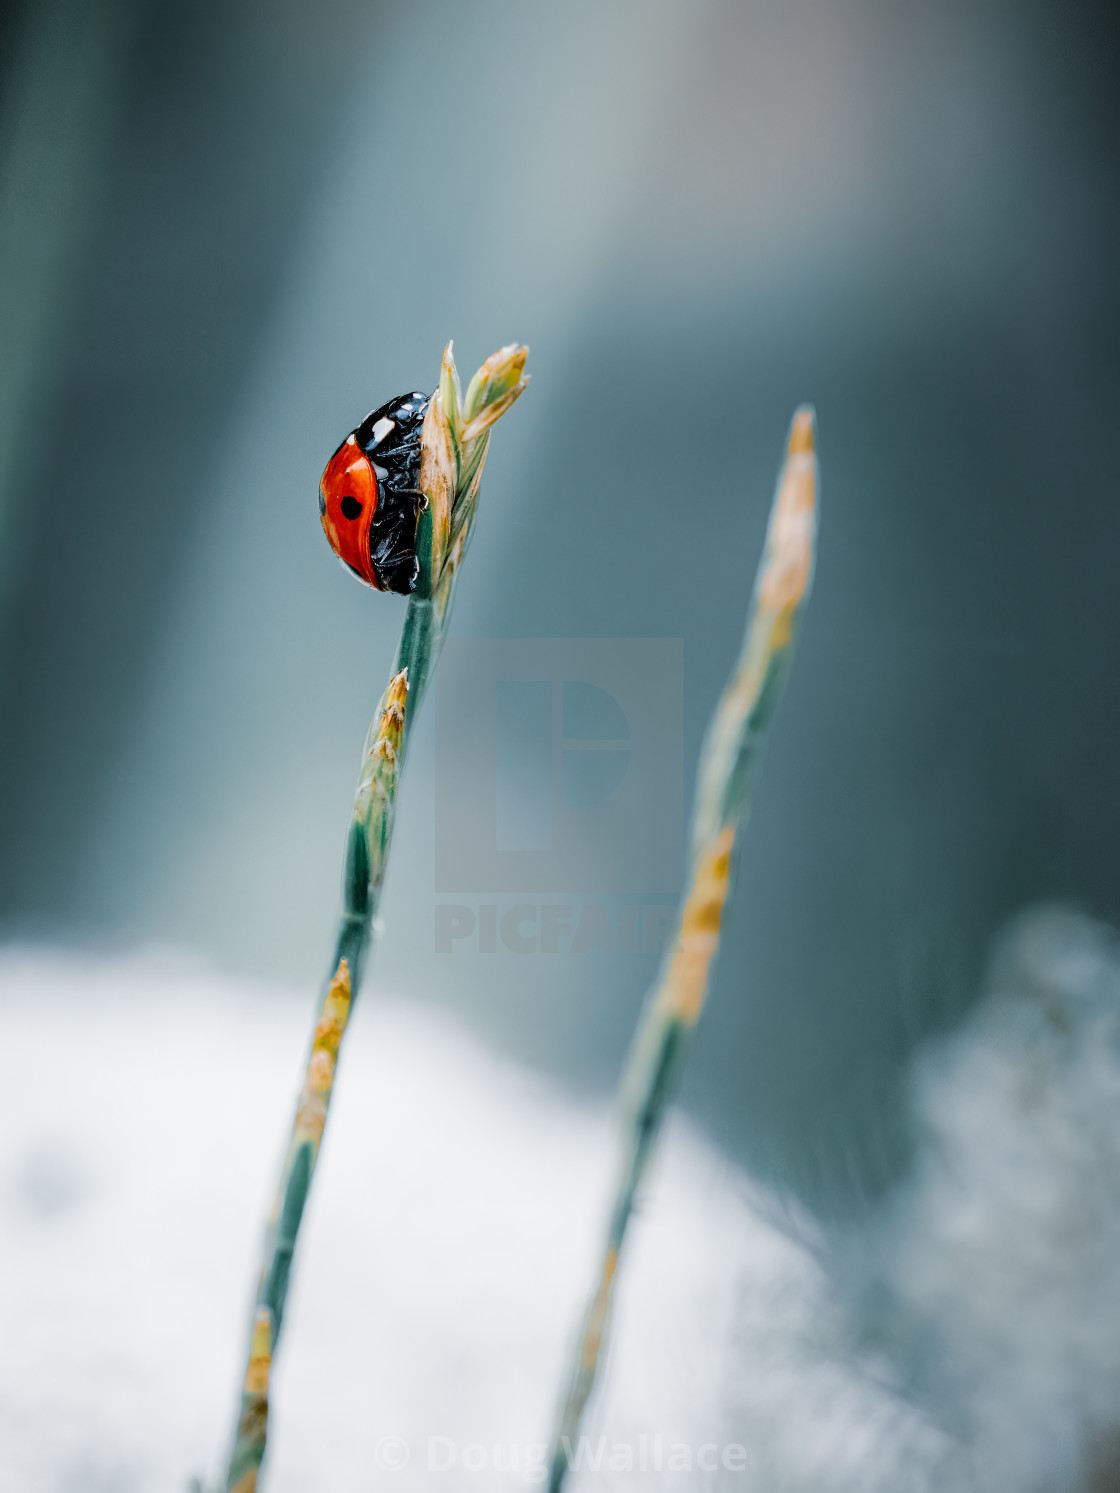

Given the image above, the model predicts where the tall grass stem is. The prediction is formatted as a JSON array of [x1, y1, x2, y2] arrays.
[[223, 342, 528, 1493], [547, 407, 819, 1492]]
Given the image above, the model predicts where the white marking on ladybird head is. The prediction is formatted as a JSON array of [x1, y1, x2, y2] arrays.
[[346, 434, 357, 446], [371, 417, 396, 446]]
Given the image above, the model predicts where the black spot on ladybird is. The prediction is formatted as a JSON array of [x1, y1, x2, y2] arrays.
[[340, 495, 362, 521]]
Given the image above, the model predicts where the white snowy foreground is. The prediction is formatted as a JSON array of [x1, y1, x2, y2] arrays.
[[3, 907, 1120, 1492]]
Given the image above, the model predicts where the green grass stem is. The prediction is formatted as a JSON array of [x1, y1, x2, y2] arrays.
[[223, 342, 528, 1493], [546, 407, 819, 1493]]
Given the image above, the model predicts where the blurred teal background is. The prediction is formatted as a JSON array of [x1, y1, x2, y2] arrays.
[[1, 0, 1118, 1210]]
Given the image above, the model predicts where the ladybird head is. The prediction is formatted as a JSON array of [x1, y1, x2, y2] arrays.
[[319, 435, 381, 587]]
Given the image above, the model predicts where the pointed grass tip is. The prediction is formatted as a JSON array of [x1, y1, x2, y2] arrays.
[[758, 404, 818, 614], [439, 341, 462, 428], [788, 404, 816, 455], [460, 344, 530, 444]]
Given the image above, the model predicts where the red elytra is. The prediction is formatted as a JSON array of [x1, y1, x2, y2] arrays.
[[319, 436, 381, 588]]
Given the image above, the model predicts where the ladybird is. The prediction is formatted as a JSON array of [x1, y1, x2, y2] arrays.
[[318, 390, 430, 593]]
